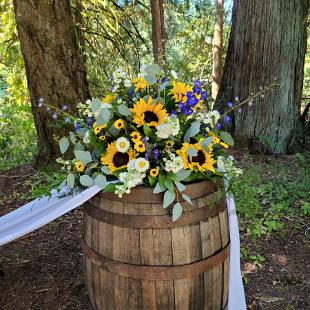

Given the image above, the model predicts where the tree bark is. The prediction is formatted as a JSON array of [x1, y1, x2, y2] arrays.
[[13, 0, 90, 164], [212, 0, 224, 100], [216, 0, 308, 154], [150, 0, 165, 66]]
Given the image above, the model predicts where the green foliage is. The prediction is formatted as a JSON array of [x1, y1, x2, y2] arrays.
[[231, 154, 309, 240]]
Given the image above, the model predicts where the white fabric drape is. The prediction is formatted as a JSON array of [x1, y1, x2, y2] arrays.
[[0, 186, 246, 309]]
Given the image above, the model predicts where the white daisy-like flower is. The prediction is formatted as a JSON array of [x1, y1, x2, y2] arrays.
[[135, 158, 150, 172], [116, 137, 130, 153]]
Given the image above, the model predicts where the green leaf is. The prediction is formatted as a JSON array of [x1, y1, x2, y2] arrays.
[[184, 121, 201, 142], [102, 183, 117, 192], [94, 174, 107, 188], [118, 104, 132, 116], [174, 181, 186, 192], [158, 173, 166, 189], [91, 98, 102, 113], [163, 190, 176, 208], [59, 137, 69, 154], [172, 202, 183, 222], [145, 64, 161, 75], [144, 75, 157, 85], [74, 150, 92, 164], [176, 169, 191, 181], [200, 137, 213, 151], [167, 172, 180, 182], [148, 175, 157, 187], [220, 131, 234, 146], [79, 175, 94, 187], [69, 132, 76, 145], [101, 166, 110, 174], [66, 173, 75, 189], [164, 177, 175, 194], [74, 142, 85, 151], [96, 107, 111, 126], [153, 182, 166, 193], [143, 123, 153, 137], [182, 193, 193, 205]]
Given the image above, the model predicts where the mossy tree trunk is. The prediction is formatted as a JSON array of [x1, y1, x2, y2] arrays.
[[13, 0, 90, 164], [216, 0, 308, 154]]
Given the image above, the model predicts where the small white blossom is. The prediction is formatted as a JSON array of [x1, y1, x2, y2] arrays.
[[196, 110, 220, 129], [115, 170, 145, 197], [116, 137, 130, 153], [171, 70, 178, 79], [163, 153, 184, 174], [135, 158, 150, 172], [156, 115, 180, 139], [216, 156, 243, 180]]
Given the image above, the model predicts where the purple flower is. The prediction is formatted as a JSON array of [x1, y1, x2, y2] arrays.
[[200, 91, 208, 101], [186, 96, 199, 108], [223, 115, 231, 124], [216, 123, 222, 130], [38, 97, 44, 103], [52, 113, 57, 119], [152, 149, 160, 160], [238, 108, 242, 113], [226, 101, 233, 108], [169, 110, 177, 116], [193, 86, 201, 94], [62, 104, 68, 110], [74, 122, 81, 132], [194, 80, 203, 87], [178, 103, 193, 116], [64, 116, 70, 124], [144, 152, 149, 161], [235, 96, 240, 101], [87, 117, 95, 126]]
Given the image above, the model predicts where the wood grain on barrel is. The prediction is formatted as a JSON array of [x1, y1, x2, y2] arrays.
[[83, 181, 229, 310]]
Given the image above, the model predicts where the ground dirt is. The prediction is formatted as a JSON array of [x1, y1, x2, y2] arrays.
[[0, 158, 309, 310]]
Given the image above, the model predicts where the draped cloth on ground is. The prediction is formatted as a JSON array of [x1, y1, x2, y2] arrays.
[[0, 186, 246, 309]]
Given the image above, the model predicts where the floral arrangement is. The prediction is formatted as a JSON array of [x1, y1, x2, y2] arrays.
[[55, 64, 242, 221]]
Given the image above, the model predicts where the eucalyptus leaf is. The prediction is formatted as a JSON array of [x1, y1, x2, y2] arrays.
[[176, 169, 191, 181], [69, 132, 76, 145], [153, 182, 166, 194], [118, 104, 132, 116], [145, 64, 161, 75], [101, 166, 110, 174], [59, 137, 69, 154], [74, 150, 92, 164], [74, 142, 85, 151], [174, 181, 186, 192], [187, 147, 198, 157], [220, 131, 234, 146], [79, 175, 94, 187], [66, 173, 75, 189], [158, 174, 166, 190], [144, 74, 157, 85], [91, 98, 102, 113], [95, 174, 107, 188], [184, 121, 201, 142], [200, 137, 213, 151], [163, 190, 176, 208], [164, 178, 175, 194], [96, 107, 110, 126], [172, 202, 183, 222], [182, 193, 193, 205], [153, 97, 165, 104]]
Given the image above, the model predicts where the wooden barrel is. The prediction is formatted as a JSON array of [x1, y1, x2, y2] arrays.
[[82, 180, 230, 310]]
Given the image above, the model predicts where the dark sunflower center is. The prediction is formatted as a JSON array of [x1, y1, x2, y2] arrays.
[[144, 111, 158, 123], [113, 152, 129, 168], [190, 150, 205, 166]]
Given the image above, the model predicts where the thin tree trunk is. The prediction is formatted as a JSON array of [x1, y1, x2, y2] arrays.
[[13, 0, 90, 165], [150, 0, 165, 66], [212, 0, 224, 100], [216, 0, 308, 154]]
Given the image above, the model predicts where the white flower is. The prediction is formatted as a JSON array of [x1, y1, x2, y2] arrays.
[[124, 79, 132, 87], [163, 153, 184, 174], [171, 70, 178, 79], [196, 110, 220, 128], [156, 115, 180, 139], [135, 158, 150, 172], [116, 137, 130, 153], [115, 170, 146, 197], [216, 156, 243, 179]]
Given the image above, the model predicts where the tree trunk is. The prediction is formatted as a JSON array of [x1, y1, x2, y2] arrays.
[[13, 0, 90, 164], [212, 0, 224, 100], [150, 0, 165, 66], [216, 0, 308, 154]]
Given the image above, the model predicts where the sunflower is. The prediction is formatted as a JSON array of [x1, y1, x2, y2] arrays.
[[75, 160, 85, 172], [131, 97, 167, 127], [165, 140, 174, 148], [169, 81, 192, 103], [102, 94, 116, 105], [132, 77, 149, 91], [100, 142, 135, 173], [130, 131, 142, 143], [134, 141, 146, 152], [150, 168, 159, 177], [114, 119, 124, 129], [93, 122, 107, 135], [208, 132, 229, 149], [176, 143, 216, 172]]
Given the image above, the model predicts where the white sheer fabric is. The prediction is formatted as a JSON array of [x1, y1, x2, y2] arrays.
[[0, 186, 246, 309]]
